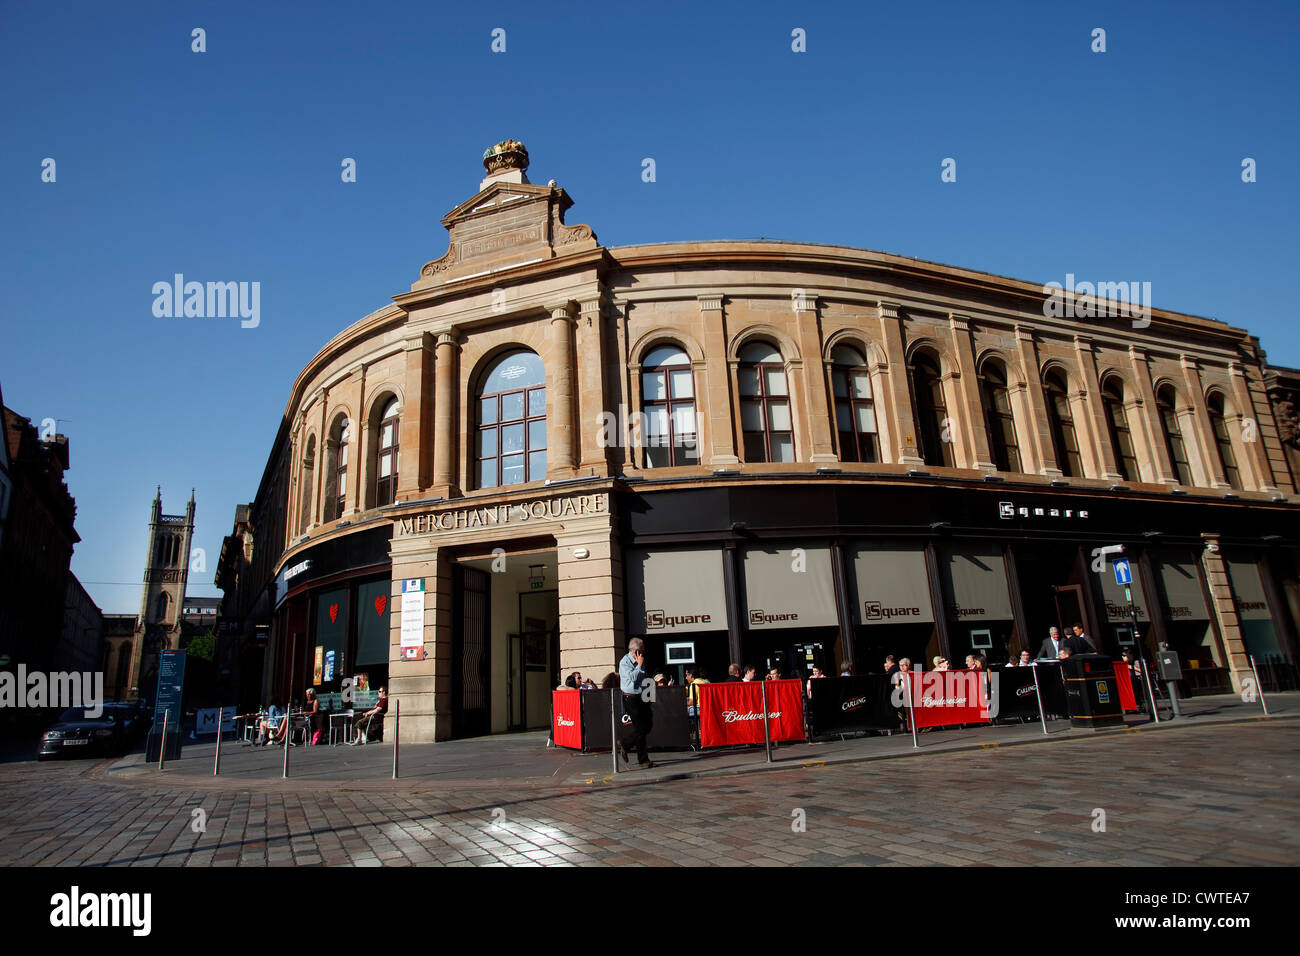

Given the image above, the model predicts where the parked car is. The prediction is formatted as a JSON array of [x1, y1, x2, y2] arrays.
[[37, 706, 129, 760], [102, 701, 151, 744]]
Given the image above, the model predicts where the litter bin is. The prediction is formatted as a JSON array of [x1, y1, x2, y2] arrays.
[[1059, 654, 1125, 729]]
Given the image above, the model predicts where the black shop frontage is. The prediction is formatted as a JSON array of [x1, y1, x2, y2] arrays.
[[618, 477, 1300, 691]]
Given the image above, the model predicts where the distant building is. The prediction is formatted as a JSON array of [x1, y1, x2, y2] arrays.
[[57, 573, 103, 676]]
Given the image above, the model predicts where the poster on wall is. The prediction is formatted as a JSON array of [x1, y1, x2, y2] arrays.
[[312, 645, 323, 685], [400, 578, 426, 660], [324, 650, 336, 683]]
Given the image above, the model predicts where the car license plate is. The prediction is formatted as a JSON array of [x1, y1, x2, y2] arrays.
[[62, 739, 89, 746]]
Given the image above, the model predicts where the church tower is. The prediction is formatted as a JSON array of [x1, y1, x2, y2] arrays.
[[125, 488, 195, 699]]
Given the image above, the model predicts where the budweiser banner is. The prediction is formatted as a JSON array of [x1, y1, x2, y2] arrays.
[[895, 669, 991, 729], [807, 675, 900, 736], [551, 690, 582, 749], [697, 680, 806, 748], [1113, 662, 1140, 712]]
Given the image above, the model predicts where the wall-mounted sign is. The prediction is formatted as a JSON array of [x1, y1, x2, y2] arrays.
[[400, 578, 425, 660], [998, 501, 1089, 520], [313, 646, 323, 685], [396, 493, 610, 536]]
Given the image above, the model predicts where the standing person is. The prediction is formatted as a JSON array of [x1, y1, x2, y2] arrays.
[[685, 666, 709, 718], [742, 666, 758, 682], [1039, 627, 1065, 660], [727, 663, 742, 682], [882, 655, 898, 678], [618, 638, 654, 769], [1068, 623, 1097, 654], [806, 664, 827, 699]]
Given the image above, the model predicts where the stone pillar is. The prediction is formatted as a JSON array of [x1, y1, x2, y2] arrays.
[[548, 303, 577, 478], [575, 295, 610, 473], [949, 314, 994, 470], [1015, 325, 1059, 476], [878, 302, 923, 466], [1181, 355, 1228, 488], [1129, 346, 1175, 484], [1073, 335, 1119, 480], [431, 331, 460, 498], [1229, 362, 1279, 493], [555, 512, 623, 679], [386, 538, 453, 742], [397, 332, 434, 499], [699, 293, 739, 464], [1200, 534, 1250, 695], [314, 391, 329, 525], [343, 366, 366, 515], [793, 291, 836, 461]]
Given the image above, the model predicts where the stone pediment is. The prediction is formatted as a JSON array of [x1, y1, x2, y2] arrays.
[[413, 180, 598, 289]]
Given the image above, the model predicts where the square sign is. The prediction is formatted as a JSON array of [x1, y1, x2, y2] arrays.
[[1113, 558, 1133, 586]]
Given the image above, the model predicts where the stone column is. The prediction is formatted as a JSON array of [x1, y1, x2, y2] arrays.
[[699, 293, 739, 464], [343, 366, 366, 515], [1200, 534, 1250, 695], [575, 295, 610, 473], [1015, 325, 1059, 476], [431, 331, 460, 498], [314, 391, 329, 525], [793, 291, 836, 461], [1181, 355, 1227, 488], [387, 538, 452, 742], [1229, 362, 1279, 493], [548, 303, 577, 478], [555, 508, 623, 679], [878, 302, 923, 466], [397, 332, 434, 499], [1073, 335, 1120, 480], [948, 314, 994, 470], [1129, 346, 1175, 484]]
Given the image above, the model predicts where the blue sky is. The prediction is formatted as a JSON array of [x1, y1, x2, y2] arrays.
[[2, 0, 1297, 613]]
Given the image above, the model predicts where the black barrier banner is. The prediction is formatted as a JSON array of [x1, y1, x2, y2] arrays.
[[580, 686, 692, 753], [807, 675, 900, 736], [1032, 662, 1068, 718], [992, 666, 1042, 720]]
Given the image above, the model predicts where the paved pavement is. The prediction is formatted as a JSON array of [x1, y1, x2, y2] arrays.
[[0, 693, 1295, 866]]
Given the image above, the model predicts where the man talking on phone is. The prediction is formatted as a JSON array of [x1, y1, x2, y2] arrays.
[[618, 637, 655, 769]]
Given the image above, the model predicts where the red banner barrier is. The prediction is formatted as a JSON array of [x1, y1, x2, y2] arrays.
[[1113, 662, 1139, 712], [551, 690, 582, 749], [901, 669, 991, 729], [697, 680, 806, 748]]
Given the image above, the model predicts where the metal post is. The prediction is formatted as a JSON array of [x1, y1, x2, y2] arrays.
[[1249, 655, 1270, 717], [610, 688, 619, 775], [905, 672, 919, 750], [1029, 663, 1049, 736], [1129, 599, 1160, 724], [213, 707, 223, 776], [760, 681, 772, 763], [392, 699, 400, 779], [158, 709, 169, 770], [281, 710, 291, 779]]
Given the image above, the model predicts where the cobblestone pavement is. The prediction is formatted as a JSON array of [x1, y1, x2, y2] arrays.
[[0, 721, 1295, 866]]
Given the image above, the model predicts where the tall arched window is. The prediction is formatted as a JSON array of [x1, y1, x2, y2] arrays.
[[909, 351, 952, 467], [738, 342, 793, 462], [1156, 385, 1193, 485], [980, 360, 1022, 473], [155, 592, 170, 622], [477, 351, 546, 488], [641, 345, 698, 468], [375, 399, 400, 506], [299, 435, 316, 532], [1043, 370, 1082, 477], [324, 416, 350, 520], [1207, 391, 1241, 489], [831, 345, 878, 463], [1101, 377, 1139, 482]]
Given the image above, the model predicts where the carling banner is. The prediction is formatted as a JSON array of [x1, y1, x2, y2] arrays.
[[697, 680, 805, 748], [551, 690, 582, 749], [900, 669, 991, 729]]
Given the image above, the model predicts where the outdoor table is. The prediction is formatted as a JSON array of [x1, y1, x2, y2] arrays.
[[329, 711, 354, 746]]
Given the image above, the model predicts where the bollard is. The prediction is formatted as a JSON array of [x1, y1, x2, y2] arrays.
[[1248, 656, 1270, 717], [158, 709, 169, 770], [213, 707, 223, 776], [905, 673, 919, 750], [1141, 663, 1161, 724], [1028, 663, 1049, 735], [610, 688, 619, 775], [281, 710, 291, 779], [392, 699, 400, 779], [760, 682, 772, 763]]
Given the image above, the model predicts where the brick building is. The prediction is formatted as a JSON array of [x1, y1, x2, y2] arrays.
[[222, 143, 1300, 743]]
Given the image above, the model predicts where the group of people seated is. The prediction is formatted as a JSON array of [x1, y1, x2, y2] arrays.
[[252, 686, 388, 746]]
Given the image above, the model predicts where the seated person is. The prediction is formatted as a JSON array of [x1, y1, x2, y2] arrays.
[[350, 687, 389, 744], [256, 703, 282, 745], [303, 688, 322, 744]]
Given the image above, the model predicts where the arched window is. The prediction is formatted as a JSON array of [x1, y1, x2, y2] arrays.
[[1101, 377, 1139, 482], [477, 351, 546, 488], [980, 360, 1022, 473], [1207, 391, 1241, 489], [155, 592, 170, 622], [738, 342, 794, 463], [641, 345, 697, 468], [1156, 385, 1193, 485], [831, 345, 878, 463], [375, 399, 400, 506], [1043, 370, 1082, 477], [324, 416, 350, 520], [909, 351, 952, 467], [299, 435, 316, 532]]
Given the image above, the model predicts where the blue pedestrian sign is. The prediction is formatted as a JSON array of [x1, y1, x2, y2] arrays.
[[1114, 558, 1133, 585]]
